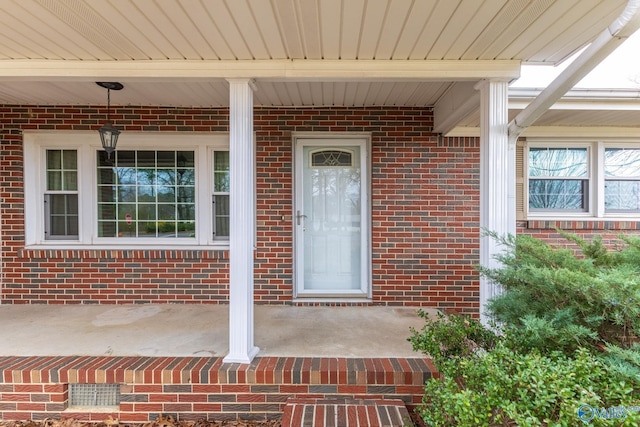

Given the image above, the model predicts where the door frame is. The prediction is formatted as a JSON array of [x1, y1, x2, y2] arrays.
[[292, 133, 371, 300]]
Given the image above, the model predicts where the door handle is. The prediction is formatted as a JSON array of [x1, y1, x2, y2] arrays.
[[296, 210, 307, 225]]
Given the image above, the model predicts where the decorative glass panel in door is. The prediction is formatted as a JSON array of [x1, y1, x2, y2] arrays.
[[295, 138, 369, 296]]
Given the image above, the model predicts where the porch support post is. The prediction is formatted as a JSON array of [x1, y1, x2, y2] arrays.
[[223, 78, 259, 364], [477, 79, 512, 326]]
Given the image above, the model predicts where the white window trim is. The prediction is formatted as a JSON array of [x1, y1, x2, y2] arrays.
[[526, 138, 640, 221], [24, 131, 229, 249]]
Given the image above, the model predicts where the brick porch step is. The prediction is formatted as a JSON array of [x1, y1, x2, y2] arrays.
[[282, 397, 413, 427]]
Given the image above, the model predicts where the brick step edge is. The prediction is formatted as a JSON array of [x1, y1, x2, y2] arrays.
[[282, 397, 413, 427]]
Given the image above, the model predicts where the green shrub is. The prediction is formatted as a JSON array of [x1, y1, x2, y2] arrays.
[[479, 231, 640, 353], [415, 342, 639, 426], [408, 310, 498, 375], [409, 232, 640, 426], [479, 231, 640, 381]]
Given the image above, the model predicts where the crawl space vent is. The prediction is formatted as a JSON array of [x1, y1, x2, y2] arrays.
[[69, 383, 120, 408]]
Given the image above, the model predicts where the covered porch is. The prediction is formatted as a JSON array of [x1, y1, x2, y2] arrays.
[[2, 1, 640, 423], [0, 304, 435, 423], [0, 304, 431, 358]]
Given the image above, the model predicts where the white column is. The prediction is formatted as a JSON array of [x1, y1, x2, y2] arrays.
[[476, 79, 511, 326], [223, 79, 259, 363]]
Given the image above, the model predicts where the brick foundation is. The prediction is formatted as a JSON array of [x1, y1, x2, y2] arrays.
[[0, 356, 434, 422]]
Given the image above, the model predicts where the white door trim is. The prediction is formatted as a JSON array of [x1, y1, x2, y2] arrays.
[[293, 134, 371, 300]]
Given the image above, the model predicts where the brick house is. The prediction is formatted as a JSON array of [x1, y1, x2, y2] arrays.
[[1, 0, 640, 368]]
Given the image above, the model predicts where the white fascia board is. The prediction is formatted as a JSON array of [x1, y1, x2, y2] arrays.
[[0, 59, 521, 81], [509, 88, 640, 110], [446, 125, 640, 138]]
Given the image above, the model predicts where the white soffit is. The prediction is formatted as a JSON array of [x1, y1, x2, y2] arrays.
[[448, 125, 640, 138], [0, 0, 629, 107]]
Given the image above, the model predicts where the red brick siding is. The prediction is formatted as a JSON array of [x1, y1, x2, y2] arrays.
[[1, 105, 479, 312], [0, 356, 433, 422], [517, 220, 640, 249]]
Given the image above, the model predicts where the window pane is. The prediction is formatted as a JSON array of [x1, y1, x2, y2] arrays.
[[177, 169, 195, 186], [529, 179, 586, 210], [50, 217, 67, 235], [157, 169, 176, 186], [95, 149, 196, 239], [97, 168, 116, 185], [66, 215, 79, 235], [98, 221, 117, 237], [177, 187, 195, 203], [47, 150, 62, 170], [137, 169, 156, 185], [529, 147, 587, 177], [137, 151, 156, 167], [158, 186, 176, 202], [212, 151, 230, 240], [605, 148, 640, 178], [311, 150, 353, 167], [63, 150, 77, 169], [117, 185, 137, 203], [214, 152, 230, 192], [177, 204, 195, 221], [157, 151, 175, 167], [98, 151, 112, 167], [158, 204, 176, 221], [178, 151, 195, 167], [116, 167, 136, 185], [138, 204, 157, 221], [97, 186, 116, 203], [46, 194, 78, 239], [605, 180, 640, 212], [137, 185, 156, 201], [177, 221, 195, 237], [116, 151, 135, 166], [47, 149, 78, 191], [66, 195, 78, 214], [117, 204, 136, 222], [49, 194, 67, 214], [63, 172, 78, 191], [158, 221, 176, 236], [138, 221, 157, 237], [98, 203, 116, 220], [214, 194, 229, 238], [47, 171, 63, 191]]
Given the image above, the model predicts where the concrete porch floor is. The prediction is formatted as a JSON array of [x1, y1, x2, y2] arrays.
[[0, 304, 435, 358]]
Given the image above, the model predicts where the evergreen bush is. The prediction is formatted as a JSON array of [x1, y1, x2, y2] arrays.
[[409, 231, 640, 426], [480, 231, 640, 379]]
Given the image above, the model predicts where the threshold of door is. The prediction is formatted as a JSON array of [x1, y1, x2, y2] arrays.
[[293, 297, 373, 305]]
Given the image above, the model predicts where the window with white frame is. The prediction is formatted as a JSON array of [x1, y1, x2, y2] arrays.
[[44, 149, 79, 239], [528, 147, 589, 212], [24, 132, 230, 247], [526, 140, 640, 218], [604, 147, 640, 212], [97, 150, 196, 238], [211, 151, 230, 240]]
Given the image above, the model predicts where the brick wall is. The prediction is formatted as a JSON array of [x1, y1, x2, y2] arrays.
[[0, 355, 433, 422], [517, 220, 640, 249], [1, 105, 480, 313]]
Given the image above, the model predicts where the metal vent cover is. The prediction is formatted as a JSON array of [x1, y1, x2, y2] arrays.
[[69, 383, 120, 408]]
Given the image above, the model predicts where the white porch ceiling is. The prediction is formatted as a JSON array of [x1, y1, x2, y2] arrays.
[[0, 0, 634, 127], [448, 88, 640, 134]]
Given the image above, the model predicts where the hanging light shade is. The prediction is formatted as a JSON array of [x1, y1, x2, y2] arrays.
[[96, 82, 124, 159]]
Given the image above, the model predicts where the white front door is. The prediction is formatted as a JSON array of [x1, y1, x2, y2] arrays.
[[294, 137, 369, 297]]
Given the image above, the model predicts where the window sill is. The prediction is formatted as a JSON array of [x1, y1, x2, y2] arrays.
[[18, 244, 230, 260], [524, 219, 640, 231]]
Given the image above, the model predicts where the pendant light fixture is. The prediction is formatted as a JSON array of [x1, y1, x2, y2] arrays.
[[96, 82, 124, 160]]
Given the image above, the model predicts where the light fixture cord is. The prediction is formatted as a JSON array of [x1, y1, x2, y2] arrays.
[[106, 88, 111, 124]]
